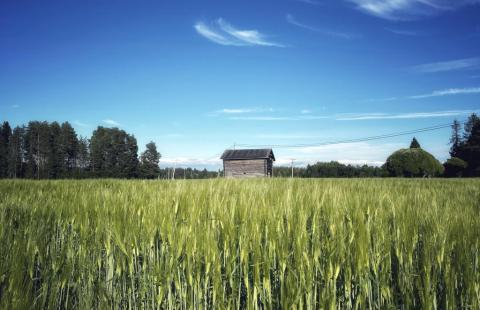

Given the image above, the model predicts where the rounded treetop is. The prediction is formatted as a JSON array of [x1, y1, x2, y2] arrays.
[[384, 147, 444, 177]]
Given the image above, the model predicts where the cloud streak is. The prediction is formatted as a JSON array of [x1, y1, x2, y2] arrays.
[[103, 119, 120, 126], [229, 116, 297, 121], [212, 107, 275, 116], [194, 18, 284, 47], [336, 110, 474, 121], [366, 86, 480, 102], [194, 22, 240, 46], [385, 28, 423, 36], [216, 108, 265, 114], [286, 14, 359, 39], [218, 108, 256, 114], [411, 57, 480, 73], [296, 0, 322, 5], [228, 110, 477, 121], [73, 120, 89, 127], [410, 87, 480, 99], [347, 0, 480, 20]]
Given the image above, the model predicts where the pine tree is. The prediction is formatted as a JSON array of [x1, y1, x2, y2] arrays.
[[24, 122, 38, 178], [463, 113, 480, 141], [90, 127, 139, 178], [89, 127, 107, 175], [139, 141, 161, 179], [76, 137, 90, 174], [60, 122, 78, 176], [410, 137, 421, 149], [47, 122, 63, 178], [118, 134, 139, 178], [449, 119, 462, 157], [0, 121, 12, 178], [462, 118, 480, 176], [8, 126, 25, 178], [24, 121, 51, 179]]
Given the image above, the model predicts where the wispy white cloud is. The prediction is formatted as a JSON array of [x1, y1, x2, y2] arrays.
[[194, 18, 284, 47], [301, 115, 332, 120], [229, 114, 330, 121], [212, 107, 275, 116], [296, 0, 322, 5], [217, 108, 258, 114], [103, 119, 120, 126], [73, 120, 89, 127], [228, 110, 477, 122], [365, 86, 480, 102], [286, 14, 359, 39], [409, 87, 480, 99], [11, 104, 20, 108], [229, 116, 296, 121], [300, 109, 312, 114], [347, 0, 479, 20], [385, 28, 423, 36], [362, 97, 399, 103], [194, 21, 241, 46], [217, 19, 284, 47], [411, 57, 480, 73], [336, 110, 475, 121]]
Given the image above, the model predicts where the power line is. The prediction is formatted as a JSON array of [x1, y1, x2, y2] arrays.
[[235, 122, 454, 149], [160, 121, 458, 166]]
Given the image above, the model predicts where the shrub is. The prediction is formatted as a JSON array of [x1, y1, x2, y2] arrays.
[[384, 148, 444, 177], [443, 157, 468, 178]]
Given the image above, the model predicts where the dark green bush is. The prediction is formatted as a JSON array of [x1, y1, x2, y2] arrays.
[[384, 148, 444, 177], [443, 157, 468, 178]]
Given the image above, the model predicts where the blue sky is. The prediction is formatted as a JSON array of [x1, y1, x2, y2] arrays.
[[1, 0, 480, 168]]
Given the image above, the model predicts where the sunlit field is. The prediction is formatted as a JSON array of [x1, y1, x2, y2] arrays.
[[1, 179, 479, 309]]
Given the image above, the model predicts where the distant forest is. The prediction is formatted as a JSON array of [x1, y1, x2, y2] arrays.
[[0, 114, 479, 179], [0, 121, 218, 179]]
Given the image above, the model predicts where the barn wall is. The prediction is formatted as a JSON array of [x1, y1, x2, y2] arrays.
[[267, 159, 273, 177], [224, 159, 267, 178]]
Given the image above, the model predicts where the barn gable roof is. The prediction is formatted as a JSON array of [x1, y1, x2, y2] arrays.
[[221, 149, 275, 161]]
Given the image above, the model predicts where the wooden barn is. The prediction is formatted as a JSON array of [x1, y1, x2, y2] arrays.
[[221, 149, 275, 178]]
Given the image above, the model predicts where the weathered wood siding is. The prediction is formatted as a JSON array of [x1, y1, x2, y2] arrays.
[[224, 159, 268, 178]]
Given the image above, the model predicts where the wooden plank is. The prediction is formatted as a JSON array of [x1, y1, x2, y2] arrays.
[[224, 159, 267, 178]]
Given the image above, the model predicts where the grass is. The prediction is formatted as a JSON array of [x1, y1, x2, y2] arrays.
[[0, 178, 479, 309]]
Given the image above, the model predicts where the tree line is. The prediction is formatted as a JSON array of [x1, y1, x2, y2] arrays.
[[274, 113, 480, 178], [158, 168, 221, 179], [445, 114, 480, 177], [273, 163, 385, 178], [1, 114, 479, 179], [0, 121, 161, 179]]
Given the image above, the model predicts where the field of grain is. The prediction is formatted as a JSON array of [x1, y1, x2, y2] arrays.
[[0, 179, 479, 309]]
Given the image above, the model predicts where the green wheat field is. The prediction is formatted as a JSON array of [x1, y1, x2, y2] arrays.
[[1, 179, 479, 309]]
